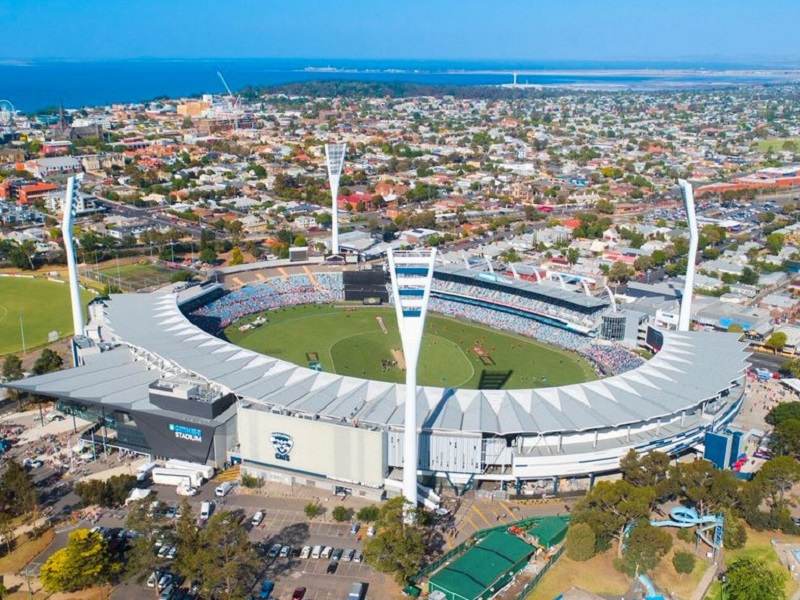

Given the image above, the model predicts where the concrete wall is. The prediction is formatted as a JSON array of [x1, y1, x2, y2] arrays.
[[238, 407, 387, 488]]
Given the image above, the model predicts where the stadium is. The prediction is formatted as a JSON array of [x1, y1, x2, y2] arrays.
[[5, 260, 749, 500]]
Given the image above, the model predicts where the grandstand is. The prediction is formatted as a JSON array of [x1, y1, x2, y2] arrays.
[[3, 265, 749, 499]]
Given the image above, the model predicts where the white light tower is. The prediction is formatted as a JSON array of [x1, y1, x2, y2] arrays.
[[325, 143, 346, 255], [678, 179, 698, 332], [387, 248, 437, 512], [62, 176, 85, 364]]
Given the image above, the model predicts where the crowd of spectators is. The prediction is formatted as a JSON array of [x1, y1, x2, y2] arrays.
[[431, 279, 599, 329], [427, 297, 643, 375], [189, 273, 344, 329]]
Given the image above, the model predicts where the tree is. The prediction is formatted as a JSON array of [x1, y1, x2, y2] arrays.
[[356, 505, 380, 522], [363, 496, 426, 584], [766, 232, 784, 255], [332, 506, 353, 522], [674, 460, 740, 513], [723, 509, 747, 550], [770, 419, 800, 457], [32, 349, 63, 375], [672, 551, 696, 574], [1, 354, 23, 382], [739, 266, 759, 285], [124, 499, 167, 587], [566, 247, 579, 266], [766, 401, 800, 426], [199, 246, 217, 264], [619, 450, 670, 488], [565, 522, 596, 561], [765, 331, 788, 354], [174, 500, 203, 585], [193, 511, 260, 600], [607, 261, 633, 285], [572, 480, 655, 557], [754, 456, 800, 506], [596, 199, 615, 214], [724, 557, 786, 600], [40, 529, 121, 592], [229, 247, 244, 266], [0, 459, 37, 518], [619, 522, 672, 575], [74, 475, 136, 507], [304, 502, 324, 519]]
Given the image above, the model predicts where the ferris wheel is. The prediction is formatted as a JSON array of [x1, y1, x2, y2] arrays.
[[0, 100, 15, 127]]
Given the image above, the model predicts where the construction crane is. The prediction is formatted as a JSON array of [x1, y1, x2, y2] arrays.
[[216, 70, 240, 129]]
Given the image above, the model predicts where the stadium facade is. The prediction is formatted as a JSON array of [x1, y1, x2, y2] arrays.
[[4, 266, 749, 500]]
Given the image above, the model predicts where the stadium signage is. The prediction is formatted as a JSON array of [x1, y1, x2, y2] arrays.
[[169, 423, 203, 442], [271, 432, 294, 462]]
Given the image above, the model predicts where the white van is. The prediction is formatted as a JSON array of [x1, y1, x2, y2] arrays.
[[311, 545, 323, 559], [200, 501, 213, 520], [215, 482, 234, 497]]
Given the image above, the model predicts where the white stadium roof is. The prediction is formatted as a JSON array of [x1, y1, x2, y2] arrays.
[[9, 289, 750, 436]]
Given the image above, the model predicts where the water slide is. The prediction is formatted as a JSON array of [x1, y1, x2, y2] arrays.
[[637, 574, 665, 600], [651, 506, 723, 550]]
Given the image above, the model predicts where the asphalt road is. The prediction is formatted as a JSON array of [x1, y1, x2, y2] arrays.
[[747, 351, 787, 373]]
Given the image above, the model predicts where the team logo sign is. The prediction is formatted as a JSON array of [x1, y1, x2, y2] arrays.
[[271, 432, 294, 462]]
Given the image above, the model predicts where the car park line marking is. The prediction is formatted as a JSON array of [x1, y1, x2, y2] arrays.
[[471, 504, 493, 527]]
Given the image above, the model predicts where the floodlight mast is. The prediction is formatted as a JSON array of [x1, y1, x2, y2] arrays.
[[62, 176, 85, 365], [325, 143, 346, 255], [678, 179, 698, 332], [387, 248, 437, 517]]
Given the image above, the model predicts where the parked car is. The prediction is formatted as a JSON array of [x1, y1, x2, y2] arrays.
[[215, 482, 234, 497], [146, 571, 160, 588], [343, 548, 355, 562], [258, 580, 275, 599], [268, 543, 282, 558], [321, 546, 333, 559], [350, 522, 360, 535], [291, 587, 307, 600], [353, 550, 362, 563], [367, 525, 376, 537], [311, 545, 322, 559], [331, 547, 343, 561], [251, 511, 264, 526], [279, 545, 291, 558], [300, 545, 311, 559], [326, 561, 338, 574]]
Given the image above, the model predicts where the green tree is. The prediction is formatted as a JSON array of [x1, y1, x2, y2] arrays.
[[607, 261, 633, 285], [771, 419, 800, 457], [229, 247, 244, 266], [332, 506, 353, 522], [363, 496, 426, 584], [724, 557, 786, 600], [753, 456, 800, 506], [619, 522, 672, 575], [765, 331, 788, 354], [356, 505, 380, 522], [566, 247, 580, 266], [672, 551, 696, 574], [722, 509, 747, 550], [766, 401, 800, 426], [32, 348, 63, 375], [174, 500, 203, 586], [40, 529, 121, 592], [572, 480, 655, 557], [739, 266, 759, 285], [766, 232, 784, 255], [619, 450, 670, 488], [1, 354, 23, 382], [304, 502, 324, 519], [199, 246, 217, 264], [0, 459, 37, 518], [194, 511, 260, 600], [565, 522, 596, 561], [124, 499, 167, 587]]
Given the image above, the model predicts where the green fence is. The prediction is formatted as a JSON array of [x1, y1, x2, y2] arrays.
[[413, 514, 569, 591], [515, 545, 565, 600]]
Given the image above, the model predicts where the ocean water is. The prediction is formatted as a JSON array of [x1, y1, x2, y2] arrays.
[[0, 58, 796, 112]]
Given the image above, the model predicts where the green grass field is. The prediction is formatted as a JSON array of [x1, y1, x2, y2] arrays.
[[756, 137, 800, 153], [225, 304, 596, 389], [0, 277, 93, 355], [90, 262, 182, 291]]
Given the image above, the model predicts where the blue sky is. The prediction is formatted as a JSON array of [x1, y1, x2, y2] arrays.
[[2, 0, 799, 62]]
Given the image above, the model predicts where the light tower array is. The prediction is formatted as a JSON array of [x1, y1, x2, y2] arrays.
[[677, 179, 699, 332], [387, 248, 437, 512], [62, 175, 85, 365], [325, 143, 346, 255]]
